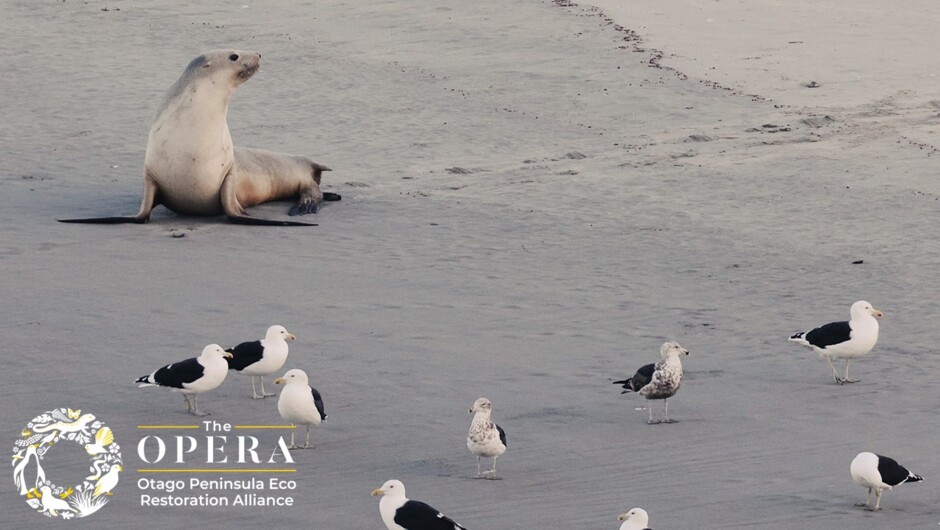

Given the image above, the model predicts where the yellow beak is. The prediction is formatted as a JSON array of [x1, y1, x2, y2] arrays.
[[371, 488, 385, 497], [618, 514, 628, 521], [871, 308, 883, 317], [287, 333, 297, 341], [274, 377, 286, 385], [223, 351, 234, 358]]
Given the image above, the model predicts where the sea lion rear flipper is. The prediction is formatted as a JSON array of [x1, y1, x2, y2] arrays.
[[221, 171, 317, 226], [226, 214, 318, 226]]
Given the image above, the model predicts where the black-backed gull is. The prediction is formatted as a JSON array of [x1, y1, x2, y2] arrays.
[[274, 368, 326, 449], [226, 324, 296, 398], [135, 344, 232, 416], [789, 300, 882, 384], [371, 480, 468, 530], [850, 451, 922, 511]]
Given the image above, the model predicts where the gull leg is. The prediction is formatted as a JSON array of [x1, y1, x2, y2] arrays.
[[260, 376, 276, 398], [251, 376, 265, 399], [856, 487, 873, 508], [871, 489, 882, 511], [490, 456, 498, 479], [288, 427, 298, 449], [826, 357, 844, 384], [183, 395, 195, 414], [476, 456, 482, 478], [647, 403, 660, 424], [661, 399, 677, 423], [189, 395, 209, 416], [302, 425, 312, 449], [842, 360, 859, 384]]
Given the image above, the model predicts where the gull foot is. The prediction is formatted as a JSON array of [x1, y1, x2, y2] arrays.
[[263, 392, 276, 397], [189, 410, 210, 417], [660, 418, 678, 424], [647, 419, 662, 425], [854, 503, 871, 508]]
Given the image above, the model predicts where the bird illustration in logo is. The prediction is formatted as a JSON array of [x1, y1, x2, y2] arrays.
[[84, 427, 114, 456], [12, 444, 46, 495], [93, 464, 122, 497]]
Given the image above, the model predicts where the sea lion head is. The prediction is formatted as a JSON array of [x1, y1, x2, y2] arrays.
[[156, 49, 262, 116], [190, 49, 261, 86]]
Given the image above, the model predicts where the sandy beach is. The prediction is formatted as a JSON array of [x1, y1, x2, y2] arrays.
[[2, 0, 939, 528]]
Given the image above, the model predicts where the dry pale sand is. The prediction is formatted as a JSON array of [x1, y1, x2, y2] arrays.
[[2, 0, 939, 528]]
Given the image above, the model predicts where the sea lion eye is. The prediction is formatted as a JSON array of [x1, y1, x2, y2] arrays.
[[229, 54, 239, 61]]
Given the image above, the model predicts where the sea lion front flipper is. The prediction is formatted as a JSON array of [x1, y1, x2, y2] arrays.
[[322, 192, 342, 201], [58, 173, 159, 224], [58, 216, 148, 224]]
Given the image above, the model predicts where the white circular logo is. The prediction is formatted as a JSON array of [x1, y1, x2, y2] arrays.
[[12, 408, 122, 519]]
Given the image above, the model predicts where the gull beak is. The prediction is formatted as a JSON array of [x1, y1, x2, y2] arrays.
[[274, 377, 286, 385], [871, 308, 883, 317], [223, 351, 234, 358], [371, 488, 385, 497], [287, 333, 297, 341], [618, 513, 628, 521]]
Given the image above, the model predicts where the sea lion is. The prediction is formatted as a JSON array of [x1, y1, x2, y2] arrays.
[[59, 50, 340, 226]]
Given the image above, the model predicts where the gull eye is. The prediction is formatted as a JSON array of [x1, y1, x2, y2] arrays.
[[229, 54, 239, 61]]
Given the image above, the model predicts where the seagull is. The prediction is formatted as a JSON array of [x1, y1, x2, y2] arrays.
[[274, 368, 326, 449], [613, 341, 689, 424], [371, 479, 468, 530], [226, 325, 296, 399], [135, 344, 233, 416], [467, 397, 507, 479], [850, 452, 922, 511], [618, 507, 651, 530], [789, 300, 882, 384]]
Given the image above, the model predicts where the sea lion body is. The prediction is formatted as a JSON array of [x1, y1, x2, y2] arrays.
[[61, 50, 338, 226]]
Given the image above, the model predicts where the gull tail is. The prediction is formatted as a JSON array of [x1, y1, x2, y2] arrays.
[[612, 378, 637, 394], [135, 374, 156, 388], [904, 472, 924, 484], [788, 332, 810, 347]]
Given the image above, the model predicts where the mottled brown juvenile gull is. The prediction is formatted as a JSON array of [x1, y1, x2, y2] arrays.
[[467, 397, 507, 479], [613, 341, 688, 424]]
